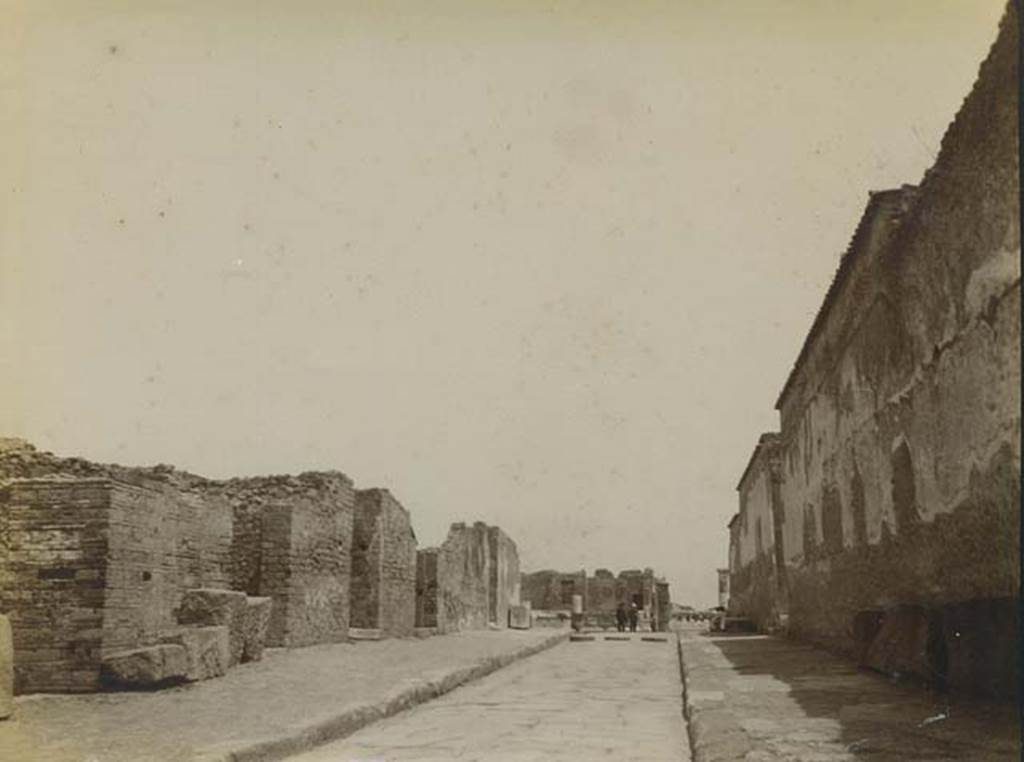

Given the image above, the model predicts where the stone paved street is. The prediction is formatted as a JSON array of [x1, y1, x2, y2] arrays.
[[0, 630, 562, 762], [291, 634, 691, 761], [678, 626, 1020, 762]]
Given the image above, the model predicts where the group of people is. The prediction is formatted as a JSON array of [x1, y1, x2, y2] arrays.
[[615, 601, 640, 632]]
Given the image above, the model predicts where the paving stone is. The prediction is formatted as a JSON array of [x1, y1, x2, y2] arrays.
[[677, 626, 1019, 762], [100, 644, 188, 689], [241, 597, 272, 663], [178, 589, 248, 667], [347, 628, 382, 641], [292, 634, 689, 761], [0, 627, 563, 762], [160, 626, 230, 681]]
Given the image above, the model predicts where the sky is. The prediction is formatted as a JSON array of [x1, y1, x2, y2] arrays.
[[0, 0, 1007, 607]]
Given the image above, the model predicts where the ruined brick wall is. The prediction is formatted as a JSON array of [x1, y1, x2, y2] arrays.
[[223, 493, 264, 596], [617, 569, 655, 611], [219, 474, 354, 647], [486, 526, 519, 627], [737, 3, 1019, 696], [414, 548, 438, 628], [377, 492, 416, 636], [583, 572, 618, 628], [0, 444, 235, 694], [520, 569, 585, 611], [520, 567, 668, 628], [0, 443, 356, 690], [350, 491, 382, 628], [102, 476, 231, 656], [0, 479, 111, 693], [205, 473, 353, 647], [434, 522, 490, 632], [352, 489, 416, 636], [519, 570, 557, 610], [419, 523, 523, 633]]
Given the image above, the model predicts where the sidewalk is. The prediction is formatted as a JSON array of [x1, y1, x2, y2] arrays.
[[677, 627, 1019, 762], [0, 629, 567, 762]]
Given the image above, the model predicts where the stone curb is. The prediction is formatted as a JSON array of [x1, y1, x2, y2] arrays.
[[197, 631, 569, 762], [676, 632, 752, 762]]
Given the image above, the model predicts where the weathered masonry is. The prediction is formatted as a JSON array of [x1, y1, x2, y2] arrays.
[[0, 441, 355, 693], [415, 522, 521, 632], [487, 526, 521, 631], [727, 3, 1019, 699], [351, 489, 417, 637], [209, 474, 354, 647], [0, 459, 232, 692], [520, 567, 671, 631], [518, 569, 586, 613]]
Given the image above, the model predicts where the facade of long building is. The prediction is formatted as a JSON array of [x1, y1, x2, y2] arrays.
[[727, 3, 1019, 698]]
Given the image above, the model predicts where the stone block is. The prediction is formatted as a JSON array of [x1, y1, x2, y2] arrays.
[[0, 614, 13, 719], [509, 603, 532, 630], [100, 644, 188, 689], [241, 597, 272, 663], [160, 626, 230, 681], [348, 628, 383, 641], [178, 588, 248, 666]]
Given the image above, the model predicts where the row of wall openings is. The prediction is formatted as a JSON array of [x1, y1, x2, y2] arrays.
[[802, 439, 919, 556]]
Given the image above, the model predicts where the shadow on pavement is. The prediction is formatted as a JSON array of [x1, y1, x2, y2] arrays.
[[703, 633, 1019, 760]]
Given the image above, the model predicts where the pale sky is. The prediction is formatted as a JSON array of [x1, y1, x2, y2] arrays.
[[0, 0, 1007, 607]]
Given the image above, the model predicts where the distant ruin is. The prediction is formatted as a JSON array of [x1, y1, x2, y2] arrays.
[[520, 567, 671, 631]]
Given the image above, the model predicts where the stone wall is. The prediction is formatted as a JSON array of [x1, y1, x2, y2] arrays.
[[435, 522, 490, 632], [585, 570, 618, 626], [486, 526, 519, 628], [520, 567, 670, 629], [0, 443, 356, 691], [728, 3, 1019, 697], [0, 479, 112, 693], [519, 569, 586, 612], [414, 548, 439, 628], [728, 434, 785, 628], [0, 472, 233, 693], [217, 474, 353, 647], [617, 569, 656, 611], [103, 477, 232, 656], [351, 489, 416, 637], [204, 473, 354, 646], [415, 522, 520, 633]]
